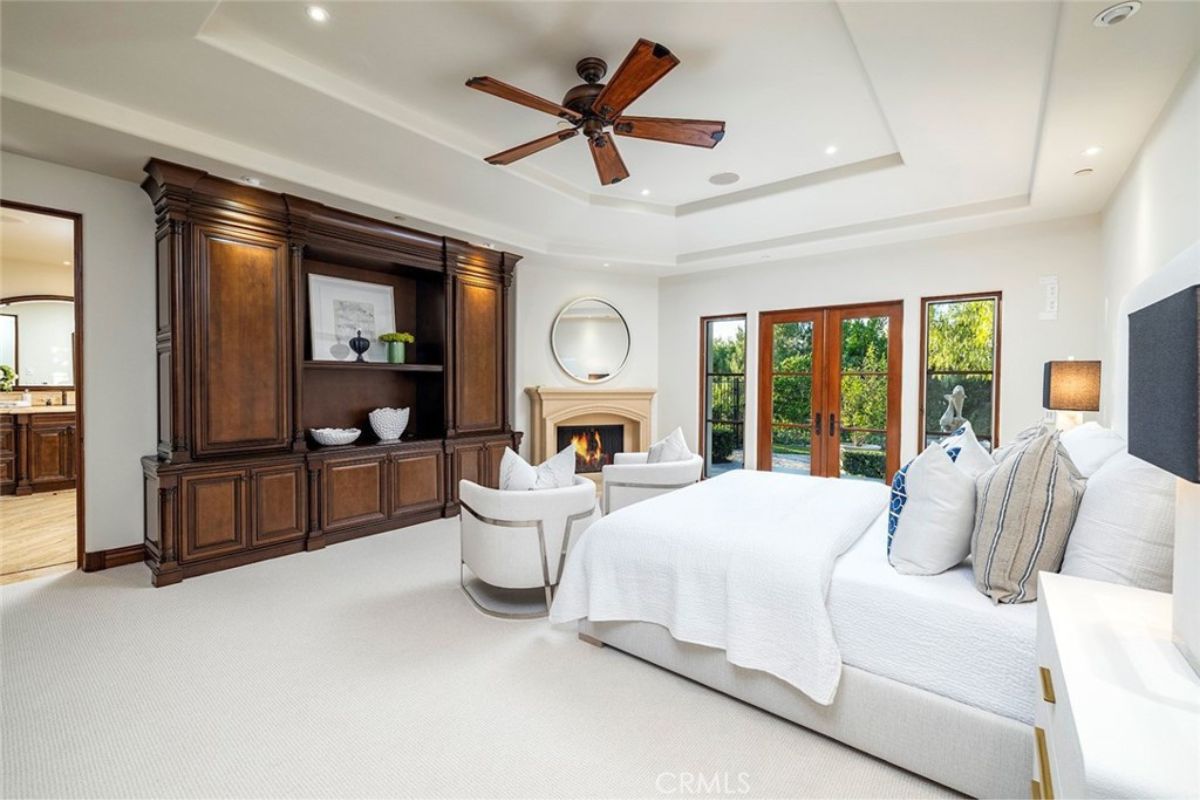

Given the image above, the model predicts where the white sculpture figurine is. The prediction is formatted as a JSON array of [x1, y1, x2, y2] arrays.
[[939, 385, 967, 432]]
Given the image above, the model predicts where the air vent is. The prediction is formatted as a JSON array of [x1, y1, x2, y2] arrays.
[[1093, 1, 1141, 27]]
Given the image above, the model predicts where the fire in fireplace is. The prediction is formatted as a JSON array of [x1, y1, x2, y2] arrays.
[[556, 424, 624, 473]]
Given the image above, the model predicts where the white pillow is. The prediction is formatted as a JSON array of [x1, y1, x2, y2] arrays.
[[937, 421, 994, 480], [1060, 452, 1176, 592], [646, 427, 691, 464], [1060, 422, 1127, 477], [498, 446, 576, 491], [888, 444, 977, 575]]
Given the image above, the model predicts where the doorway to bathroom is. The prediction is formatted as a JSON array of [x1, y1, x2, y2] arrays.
[[0, 200, 84, 584]]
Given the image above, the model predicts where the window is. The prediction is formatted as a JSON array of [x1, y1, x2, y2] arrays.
[[701, 315, 746, 477], [920, 293, 1001, 450]]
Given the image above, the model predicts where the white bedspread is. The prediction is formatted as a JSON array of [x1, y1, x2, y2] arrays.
[[830, 513, 1038, 723], [550, 470, 889, 704]]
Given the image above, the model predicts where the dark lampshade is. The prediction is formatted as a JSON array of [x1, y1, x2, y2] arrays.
[[1043, 360, 1101, 412], [1128, 284, 1200, 483]]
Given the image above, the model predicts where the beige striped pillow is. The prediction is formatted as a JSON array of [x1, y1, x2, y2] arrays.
[[971, 431, 1086, 603]]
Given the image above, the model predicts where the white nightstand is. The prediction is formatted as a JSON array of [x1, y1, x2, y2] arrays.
[[1033, 573, 1200, 799]]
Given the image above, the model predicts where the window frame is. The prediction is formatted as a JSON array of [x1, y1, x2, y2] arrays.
[[918, 291, 1003, 450], [699, 313, 747, 478]]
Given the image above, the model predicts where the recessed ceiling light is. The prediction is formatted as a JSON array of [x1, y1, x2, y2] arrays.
[[602, 262, 611, 268], [824, 145, 839, 155], [1082, 146, 1104, 157], [241, 176, 262, 186], [62, 260, 71, 266], [708, 172, 740, 186], [306, 5, 330, 23], [640, 189, 651, 197], [1074, 168, 1095, 176], [1093, 1, 1140, 27]]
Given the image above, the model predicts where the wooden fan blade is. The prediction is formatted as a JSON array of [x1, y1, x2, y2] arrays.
[[613, 116, 725, 148], [466, 76, 582, 122], [588, 133, 629, 185], [591, 39, 679, 120], [485, 130, 578, 165]]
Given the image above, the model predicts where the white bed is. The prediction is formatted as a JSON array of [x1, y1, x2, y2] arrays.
[[553, 470, 1034, 799]]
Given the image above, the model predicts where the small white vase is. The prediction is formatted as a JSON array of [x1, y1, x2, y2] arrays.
[[369, 407, 410, 441]]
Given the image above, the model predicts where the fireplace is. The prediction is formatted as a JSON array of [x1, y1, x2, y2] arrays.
[[557, 424, 624, 473]]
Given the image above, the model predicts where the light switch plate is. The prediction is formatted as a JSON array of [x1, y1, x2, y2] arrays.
[[1039, 275, 1059, 320]]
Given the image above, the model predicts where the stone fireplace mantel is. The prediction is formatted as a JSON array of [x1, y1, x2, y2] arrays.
[[525, 387, 656, 475]]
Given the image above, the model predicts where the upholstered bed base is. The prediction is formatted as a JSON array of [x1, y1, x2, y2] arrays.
[[579, 620, 1030, 799]]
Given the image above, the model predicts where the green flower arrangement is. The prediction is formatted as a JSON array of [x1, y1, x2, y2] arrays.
[[378, 332, 414, 364], [378, 332, 414, 344], [0, 365, 15, 392]]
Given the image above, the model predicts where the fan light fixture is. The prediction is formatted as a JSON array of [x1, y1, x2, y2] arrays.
[[466, 39, 725, 186]]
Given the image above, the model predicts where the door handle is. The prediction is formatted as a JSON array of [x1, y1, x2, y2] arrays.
[[829, 413, 836, 437], [815, 414, 821, 436]]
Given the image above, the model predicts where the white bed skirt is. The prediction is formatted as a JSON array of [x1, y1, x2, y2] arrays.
[[580, 619, 1030, 800]]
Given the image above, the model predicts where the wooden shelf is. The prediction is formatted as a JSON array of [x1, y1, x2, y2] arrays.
[[303, 360, 443, 373]]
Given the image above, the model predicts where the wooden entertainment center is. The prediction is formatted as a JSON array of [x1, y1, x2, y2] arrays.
[[140, 160, 521, 586]]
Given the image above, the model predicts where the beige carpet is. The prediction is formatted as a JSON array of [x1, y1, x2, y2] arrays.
[[1, 517, 958, 799]]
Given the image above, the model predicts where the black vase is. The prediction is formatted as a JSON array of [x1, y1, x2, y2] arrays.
[[349, 329, 370, 363]]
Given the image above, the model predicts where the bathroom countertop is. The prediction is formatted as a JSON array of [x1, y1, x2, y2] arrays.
[[0, 405, 77, 416]]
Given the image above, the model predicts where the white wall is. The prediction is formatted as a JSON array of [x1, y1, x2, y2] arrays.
[[1, 151, 156, 551], [658, 216, 1104, 466], [1100, 59, 1200, 429], [1, 259, 74, 296], [513, 258, 658, 458]]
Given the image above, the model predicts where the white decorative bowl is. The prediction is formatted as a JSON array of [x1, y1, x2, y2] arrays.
[[369, 407, 410, 441], [310, 427, 361, 446]]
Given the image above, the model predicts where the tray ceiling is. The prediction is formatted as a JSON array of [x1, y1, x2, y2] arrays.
[[0, 1, 1196, 274]]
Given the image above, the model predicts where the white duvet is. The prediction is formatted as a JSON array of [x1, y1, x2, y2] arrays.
[[550, 470, 889, 704]]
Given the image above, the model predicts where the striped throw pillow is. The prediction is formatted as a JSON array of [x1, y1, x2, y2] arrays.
[[971, 430, 1086, 603]]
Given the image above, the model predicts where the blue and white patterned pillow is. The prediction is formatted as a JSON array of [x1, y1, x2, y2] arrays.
[[887, 445, 963, 555]]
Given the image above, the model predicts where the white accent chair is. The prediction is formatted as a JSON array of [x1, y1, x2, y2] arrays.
[[459, 476, 599, 618], [601, 452, 704, 514]]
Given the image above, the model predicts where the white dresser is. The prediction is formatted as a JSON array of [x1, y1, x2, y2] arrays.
[[1034, 573, 1200, 799]]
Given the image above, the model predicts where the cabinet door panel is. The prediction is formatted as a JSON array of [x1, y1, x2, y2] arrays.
[[392, 451, 444, 516], [449, 443, 484, 507], [194, 226, 290, 456], [29, 421, 72, 484], [322, 456, 388, 531], [180, 469, 248, 562], [252, 464, 306, 546], [455, 276, 503, 432]]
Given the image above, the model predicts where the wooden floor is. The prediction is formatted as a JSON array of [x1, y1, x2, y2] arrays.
[[0, 490, 77, 585]]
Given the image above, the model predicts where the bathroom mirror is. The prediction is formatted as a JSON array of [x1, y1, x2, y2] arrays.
[[551, 297, 630, 384], [0, 298, 75, 387]]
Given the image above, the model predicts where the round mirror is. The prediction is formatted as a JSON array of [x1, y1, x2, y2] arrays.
[[551, 297, 630, 384]]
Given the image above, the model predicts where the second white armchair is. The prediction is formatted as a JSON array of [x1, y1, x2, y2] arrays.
[[601, 452, 703, 514]]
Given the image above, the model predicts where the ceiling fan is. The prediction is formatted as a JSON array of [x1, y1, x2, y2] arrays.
[[466, 39, 725, 186]]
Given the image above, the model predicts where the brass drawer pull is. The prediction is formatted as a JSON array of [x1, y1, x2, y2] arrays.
[[1035, 726, 1055, 800], [1040, 666, 1056, 703]]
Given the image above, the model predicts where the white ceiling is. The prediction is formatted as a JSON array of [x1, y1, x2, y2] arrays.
[[0, 1, 1196, 275], [0, 206, 74, 268]]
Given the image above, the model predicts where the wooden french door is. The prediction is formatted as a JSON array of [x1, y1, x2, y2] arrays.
[[757, 301, 903, 481]]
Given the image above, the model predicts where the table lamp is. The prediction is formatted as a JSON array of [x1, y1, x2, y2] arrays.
[[1043, 360, 1101, 430]]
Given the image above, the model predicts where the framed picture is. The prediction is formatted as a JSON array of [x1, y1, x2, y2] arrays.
[[308, 273, 396, 362]]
